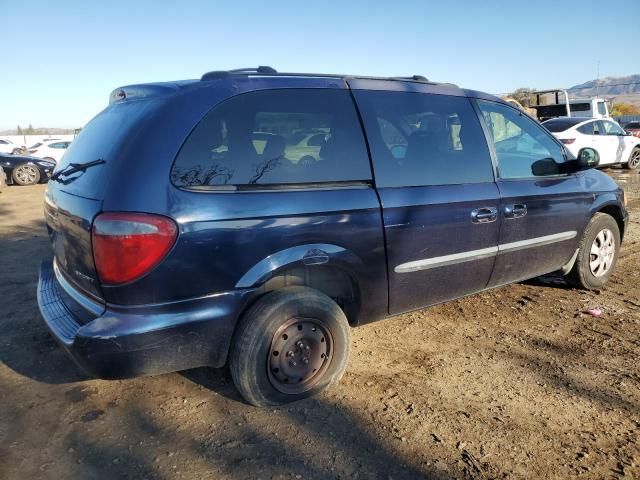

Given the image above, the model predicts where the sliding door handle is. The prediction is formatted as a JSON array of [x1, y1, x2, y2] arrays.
[[471, 207, 498, 224], [504, 204, 527, 219]]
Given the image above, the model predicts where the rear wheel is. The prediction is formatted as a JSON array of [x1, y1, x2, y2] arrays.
[[12, 164, 40, 186], [230, 287, 350, 407], [565, 213, 620, 290], [624, 147, 640, 170]]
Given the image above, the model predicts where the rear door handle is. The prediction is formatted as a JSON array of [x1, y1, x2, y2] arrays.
[[504, 203, 527, 219], [471, 207, 498, 224]]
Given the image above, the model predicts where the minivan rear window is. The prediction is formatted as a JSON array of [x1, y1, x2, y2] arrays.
[[52, 100, 157, 200], [171, 89, 372, 188]]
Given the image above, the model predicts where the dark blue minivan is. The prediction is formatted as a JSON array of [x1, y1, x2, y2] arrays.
[[38, 67, 628, 406]]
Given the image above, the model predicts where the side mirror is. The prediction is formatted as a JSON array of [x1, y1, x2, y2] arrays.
[[577, 147, 600, 169], [531, 158, 560, 176]]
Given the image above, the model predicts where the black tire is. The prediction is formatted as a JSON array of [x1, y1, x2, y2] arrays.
[[230, 286, 350, 407], [624, 147, 640, 170], [12, 164, 41, 186], [566, 213, 620, 290]]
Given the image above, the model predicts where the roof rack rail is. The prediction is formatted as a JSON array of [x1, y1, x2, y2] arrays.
[[201, 66, 277, 81], [200, 67, 456, 87], [392, 75, 429, 82], [229, 66, 278, 74]]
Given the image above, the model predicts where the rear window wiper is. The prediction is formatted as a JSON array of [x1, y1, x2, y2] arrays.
[[50, 159, 106, 181]]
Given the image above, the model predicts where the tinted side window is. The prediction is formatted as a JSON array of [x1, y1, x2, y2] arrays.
[[577, 122, 594, 135], [570, 103, 591, 112], [353, 91, 494, 187], [597, 102, 606, 115], [603, 121, 624, 135], [478, 100, 565, 179], [172, 89, 371, 187], [594, 121, 604, 135]]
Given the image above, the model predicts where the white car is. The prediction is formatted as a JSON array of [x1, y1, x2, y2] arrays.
[[28, 140, 71, 163], [543, 117, 640, 169], [0, 139, 25, 155]]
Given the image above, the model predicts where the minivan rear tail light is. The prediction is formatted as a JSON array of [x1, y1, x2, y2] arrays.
[[560, 138, 576, 144], [92, 212, 178, 285]]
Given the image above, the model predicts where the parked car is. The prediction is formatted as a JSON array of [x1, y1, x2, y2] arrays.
[[0, 139, 25, 155], [28, 140, 71, 162], [543, 117, 640, 170], [38, 67, 628, 407], [0, 153, 56, 186], [624, 121, 640, 138], [251, 130, 328, 163]]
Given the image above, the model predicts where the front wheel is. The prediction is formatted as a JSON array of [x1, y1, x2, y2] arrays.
[[624, 147, 640, 170], [12, 164, 41, 186], [565, 213, 620, 290], [230, 287, 350, 407]]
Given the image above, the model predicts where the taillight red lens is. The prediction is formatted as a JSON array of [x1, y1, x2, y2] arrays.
[[92, 212, 178, 285], [560, 138, 575, 144]]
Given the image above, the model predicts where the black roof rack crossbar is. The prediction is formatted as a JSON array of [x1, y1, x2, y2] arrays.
[[200, 67, 456, 87]]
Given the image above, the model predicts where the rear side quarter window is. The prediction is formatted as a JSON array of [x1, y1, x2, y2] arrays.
[[577, 122, 594, 135], [171, 89, 372, 189]]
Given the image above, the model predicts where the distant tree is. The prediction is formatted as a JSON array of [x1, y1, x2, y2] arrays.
[[26, 124, 34, 134], [508, 87, 536, 107], [612, 102, 640, 117], [17, 125, 22, 135]]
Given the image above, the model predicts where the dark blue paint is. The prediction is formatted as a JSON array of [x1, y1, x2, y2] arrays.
[[488, 176, 592, 287], [37, 73, 628, 379], [379, 183, 501, 313]]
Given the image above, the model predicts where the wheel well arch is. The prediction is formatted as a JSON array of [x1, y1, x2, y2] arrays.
[[234, 265, 361, 329], [597, 204, 626, 240], [257, 265, 361, 326]]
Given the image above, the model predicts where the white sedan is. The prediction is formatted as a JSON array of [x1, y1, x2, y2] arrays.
[[28, 140, 71, 163], [0, 139, 25, 155], [543, 117, 640, 169]]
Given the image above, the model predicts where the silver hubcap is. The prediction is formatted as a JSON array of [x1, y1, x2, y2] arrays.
[[630, 150, 640, 168], [589, 228, 615, 277], [16, 165, 37, 184]]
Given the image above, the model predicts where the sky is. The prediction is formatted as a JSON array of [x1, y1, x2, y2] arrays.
[[1, 0, 639, 130]]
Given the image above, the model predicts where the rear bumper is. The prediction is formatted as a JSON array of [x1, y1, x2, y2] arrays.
[[37, 260, 254, 379]]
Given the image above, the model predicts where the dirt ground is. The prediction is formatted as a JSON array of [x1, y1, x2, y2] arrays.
[[1, 171, 639, 480]]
